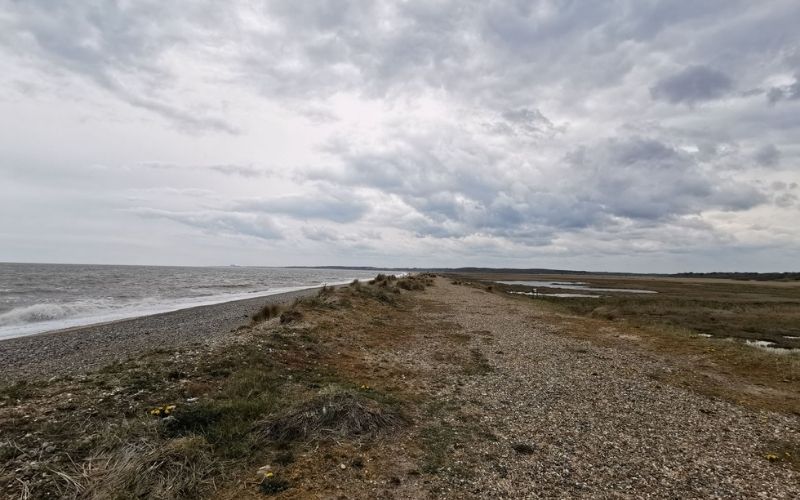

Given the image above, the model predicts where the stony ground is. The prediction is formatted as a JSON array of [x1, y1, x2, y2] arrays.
[[1, 276, 797, 499], [399, 279, 800, 498]]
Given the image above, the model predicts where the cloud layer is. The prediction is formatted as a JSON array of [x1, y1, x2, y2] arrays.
[[1, 0, 799, 271]]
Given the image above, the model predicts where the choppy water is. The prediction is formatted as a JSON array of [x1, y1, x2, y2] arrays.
[[0, 263, 385, 339]]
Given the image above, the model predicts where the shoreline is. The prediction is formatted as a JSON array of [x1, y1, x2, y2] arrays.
[[0, 279, 359, 341], [0, 286, 329, 381]]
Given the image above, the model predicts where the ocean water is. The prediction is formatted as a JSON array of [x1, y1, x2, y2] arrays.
[[0, 263, 386, 340]]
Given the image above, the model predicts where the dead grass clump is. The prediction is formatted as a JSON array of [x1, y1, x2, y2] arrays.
[[262, 391, 405, 443], [369, 274, 388, 285], [279, 310, 304, 324], [590, 306, 618, 320], [349, 284, 397, 305], [0, 381, 35, 403], [252, 303, 281, 323], [397, 275, 429, 291], [463, 348, 494, 375], [511, 442, 536, 454], [260, 476, 290, 495], [79, 436, 219, 500]]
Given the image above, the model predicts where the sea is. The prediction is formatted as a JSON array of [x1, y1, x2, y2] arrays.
[[0, 263, 387, 340]]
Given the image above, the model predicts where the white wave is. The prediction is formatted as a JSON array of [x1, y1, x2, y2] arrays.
[[0, 300, 114, 327], [0, 278, 359, 340]]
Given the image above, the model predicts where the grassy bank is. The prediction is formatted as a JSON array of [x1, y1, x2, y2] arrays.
[[0, 274, 436, 499]]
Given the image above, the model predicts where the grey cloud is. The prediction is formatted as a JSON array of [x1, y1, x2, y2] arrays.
[[310, 129, 768, 243], [651, 65, 733, 105], [754, 144, 780, 167], [489, 108, 561, 137], [774, 193, 798, 208], [767, 74, 800, 104], [130, 208, 282, 240], [207, 165, 267, 178], [141, 162, 268, 177], [301, 226, 381, 243], [235, 194, 370, 223], [567, 137, 765, 220], [1, 1, 236, 133]]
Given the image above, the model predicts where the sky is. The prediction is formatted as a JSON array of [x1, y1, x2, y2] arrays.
[[1, 1, 799, 272]]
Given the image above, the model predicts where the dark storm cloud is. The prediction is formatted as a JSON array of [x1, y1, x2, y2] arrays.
[[650, 65, 733, 105]]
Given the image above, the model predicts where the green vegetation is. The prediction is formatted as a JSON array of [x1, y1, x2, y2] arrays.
[[539, 282, 800, 349]]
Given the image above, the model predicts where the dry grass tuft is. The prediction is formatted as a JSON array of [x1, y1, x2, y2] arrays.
[[262, 390, 406, 443], [77, 436, 219, 500], [251, 303, 281, 323], [279, 310, 304, 324]]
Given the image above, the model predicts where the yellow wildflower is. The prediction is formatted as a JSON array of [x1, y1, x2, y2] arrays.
[[149, 404, 177, 417]]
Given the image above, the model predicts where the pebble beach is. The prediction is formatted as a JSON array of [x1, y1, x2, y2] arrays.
[[0, 287, 321, 381]]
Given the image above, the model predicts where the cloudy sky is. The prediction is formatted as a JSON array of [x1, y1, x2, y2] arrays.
[[1, 1, 799, 272]]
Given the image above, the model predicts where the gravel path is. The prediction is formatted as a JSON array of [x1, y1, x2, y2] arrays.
[[0, 288, 324, 381], [412, 280, 800, 498]]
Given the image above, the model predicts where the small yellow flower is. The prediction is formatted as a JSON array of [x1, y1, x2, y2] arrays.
[[149, 404, 176, 417], [765, 453, 779, 462], [265, 472, 274, 478]]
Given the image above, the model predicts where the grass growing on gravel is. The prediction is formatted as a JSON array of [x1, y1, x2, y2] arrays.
[[463, 348, 494, 375], [460, 273, 800, 415], [0, 274, 433, 499], [419, 422, 459, 474]]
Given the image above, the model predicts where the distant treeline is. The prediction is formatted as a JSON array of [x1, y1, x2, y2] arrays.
[[672, 272, 800, 281]]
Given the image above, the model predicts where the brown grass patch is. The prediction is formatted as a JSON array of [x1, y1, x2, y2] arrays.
[[76, 436, 219, 500], [251, 303, 281, 323], [262, 390, 407, 443]]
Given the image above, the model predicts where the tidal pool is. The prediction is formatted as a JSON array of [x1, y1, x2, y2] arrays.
[[497, 280, 656, 295]]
